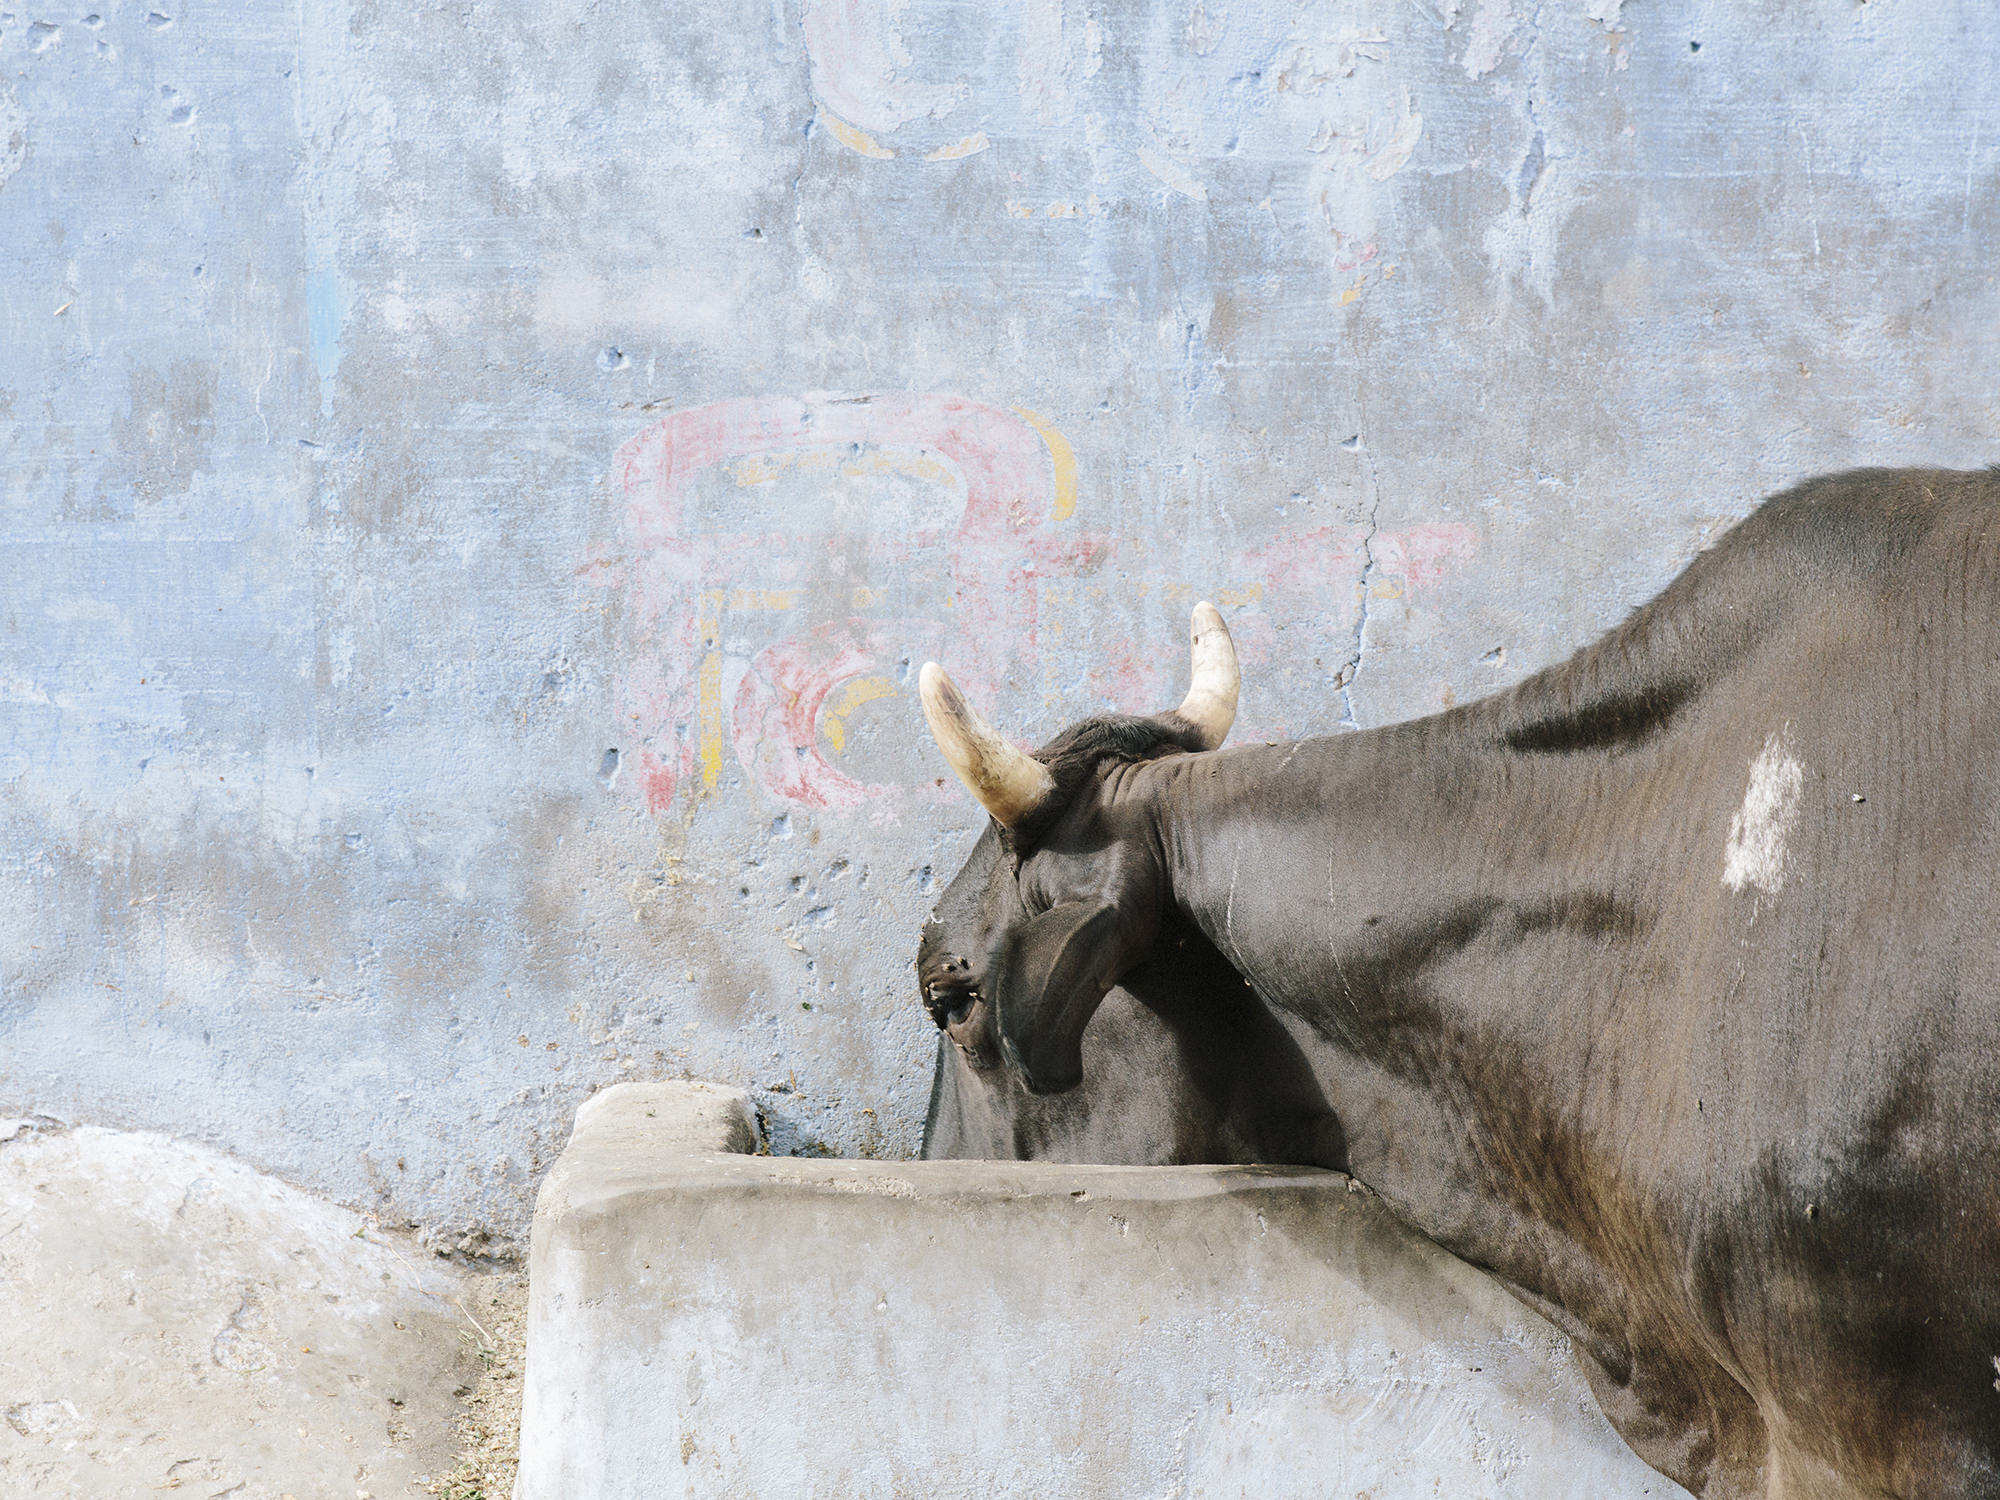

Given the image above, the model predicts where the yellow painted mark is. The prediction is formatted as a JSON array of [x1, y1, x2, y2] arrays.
[[925, 132, 991, 161], [726, 587, 798, 611], [1005, 200, 1035, 218], [819, 109, 895, 159], [1046, 201, 1079, 218], [1010, 406, 1078, 520], [1216, 582, 1265, 608], [840, 449, 957, 487], [738, 446, 958, 490], [821, 675, 897, 755], [850, 586, 886, 609], [1339, 276, 1367, 306], [698, 588, 725, 793], [699, 654, 723, 789], [731, 454, 783, 486]]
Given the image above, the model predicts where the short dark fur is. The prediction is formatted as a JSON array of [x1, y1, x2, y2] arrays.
[[1006, 713, 1204, 850]]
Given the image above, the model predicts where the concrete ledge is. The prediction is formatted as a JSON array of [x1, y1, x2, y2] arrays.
[[519, 1083, 1684, 1498]]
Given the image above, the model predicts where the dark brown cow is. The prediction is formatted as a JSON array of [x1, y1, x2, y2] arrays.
[[914, 468, 2000, 1499]]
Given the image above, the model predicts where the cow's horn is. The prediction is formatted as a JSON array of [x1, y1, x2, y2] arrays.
[[919, 663, 1056, 827], [1173, 602, 1239, 750]]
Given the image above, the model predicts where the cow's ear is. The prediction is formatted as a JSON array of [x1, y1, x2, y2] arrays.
[[993, 901, 1123, 1096]]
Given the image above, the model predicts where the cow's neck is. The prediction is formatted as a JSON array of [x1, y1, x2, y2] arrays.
[[1146, 716, 1667, 1334]]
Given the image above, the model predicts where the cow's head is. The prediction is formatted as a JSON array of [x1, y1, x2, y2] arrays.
[[915, 605, 1238, 1097]]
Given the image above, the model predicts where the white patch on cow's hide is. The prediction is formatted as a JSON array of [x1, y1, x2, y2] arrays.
[[1723, 731, 1804, 895]]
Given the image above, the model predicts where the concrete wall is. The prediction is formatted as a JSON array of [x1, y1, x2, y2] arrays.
[[3, 0, 1997, 1242], [521, 1083, 1691, 1498]]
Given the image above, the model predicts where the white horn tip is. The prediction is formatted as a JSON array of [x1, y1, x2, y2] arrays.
[[1175, 601, 1239, 750], [917, 662, 1055, 827], [917, 662, 968, 740]]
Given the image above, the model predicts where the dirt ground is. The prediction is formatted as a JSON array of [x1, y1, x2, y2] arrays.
[[0, 1120, 493, 1499], [0, 1118, 544, 1499], [424, 1270, 529, 1500]]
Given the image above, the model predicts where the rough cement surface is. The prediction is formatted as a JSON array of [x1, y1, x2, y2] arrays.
[[519, 1085, 1691, 1498], [0, 1120, 481, 1499], [5, 3, 2000, 1243]]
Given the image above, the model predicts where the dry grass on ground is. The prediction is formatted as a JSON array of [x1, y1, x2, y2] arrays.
[[424, 1270, 529, 1500]]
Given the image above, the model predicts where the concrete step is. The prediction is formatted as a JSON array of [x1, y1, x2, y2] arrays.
[[518, 1082, 1685, 1499]]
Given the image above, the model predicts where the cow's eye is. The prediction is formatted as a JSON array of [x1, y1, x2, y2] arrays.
[[923, 974, 980, 1029]]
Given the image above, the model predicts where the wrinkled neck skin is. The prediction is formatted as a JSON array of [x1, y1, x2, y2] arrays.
[[1136, 720, 1650, 1355]]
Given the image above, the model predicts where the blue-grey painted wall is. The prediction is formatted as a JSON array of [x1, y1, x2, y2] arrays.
[[3, 0, 1995, 1241]]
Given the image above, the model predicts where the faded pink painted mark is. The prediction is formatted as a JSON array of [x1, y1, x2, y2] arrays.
[[732, 621, 961, 811], [635, 749, 678, 813], [1375, 522, 1478, 589], [596, 393, 1096, 814], [1242, 520, 1476, 597], [735, 632, 881, 812]]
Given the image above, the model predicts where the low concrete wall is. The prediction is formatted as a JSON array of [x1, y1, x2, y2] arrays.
[[519, 1083, 1687, 1498]]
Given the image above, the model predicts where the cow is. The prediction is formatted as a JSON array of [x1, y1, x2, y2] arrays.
[[911, 467, 2000, 1500]]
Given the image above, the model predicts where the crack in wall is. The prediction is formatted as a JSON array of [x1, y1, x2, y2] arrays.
[[789, 113, 814, 248], [1333, 487, 1382, 731], [1330, 352, 1386, 723], [1334, 296, 1388, 728]]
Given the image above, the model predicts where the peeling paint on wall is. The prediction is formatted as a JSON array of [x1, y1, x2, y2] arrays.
[[805, 0, 967, 143], [1458, 0, 1520, 81], [0, 84, 26, 191]]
